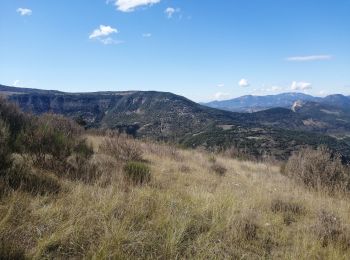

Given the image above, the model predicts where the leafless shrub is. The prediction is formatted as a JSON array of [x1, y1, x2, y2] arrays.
[[313, 210, 350, 249], [100, 133, 143, 162], [282, 146, 350, 192]]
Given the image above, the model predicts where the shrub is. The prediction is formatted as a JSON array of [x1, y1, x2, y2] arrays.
[[313, 210, 349, 249], [282, 146, 350, 192], [64, 139, 95, 182], [123, 161, 151, 185], [17, 114, 85, 170], [100, 134, 143, 162], [0, 96, 28, 148], [0, 119, 12, 176], [6, 154, 61, 195]]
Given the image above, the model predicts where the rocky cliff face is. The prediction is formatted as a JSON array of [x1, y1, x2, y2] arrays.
[[0, 85, 240, 139]]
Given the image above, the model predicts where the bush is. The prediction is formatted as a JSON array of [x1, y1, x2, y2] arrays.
[[282, 146, 350, 192], [0, 119, 12, 176], [64, 139, 95, 182], [123, 161, 151, 185], [5, 154, 61, 195], [100, 133, 143, 162], [0, 96, 28, 148], [17, 114, 85, 170], [313, 210, 349, 249]]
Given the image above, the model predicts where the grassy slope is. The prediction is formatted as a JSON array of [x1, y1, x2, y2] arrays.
[[1, 136, 350, 259]]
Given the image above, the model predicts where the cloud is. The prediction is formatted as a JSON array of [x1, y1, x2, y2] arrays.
[[214, 92, 230, 100], [112, 0, 161, 12], [319, 90, 328, 96], [291, 81, 312, 91], [238, 78, 250, 87], [99, 38, 123, 45], [13, 80, 21, 87], [165, 7, 180, 18], [265, 85, 282, 92], [17, 8, 32, 16], [89, 25, 118, 39], [217, 83, 225, 87], [286, 55, 332, 62], [142, 33, 152, 38]]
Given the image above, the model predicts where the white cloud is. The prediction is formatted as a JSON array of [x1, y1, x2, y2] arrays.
[[17, 8, 32, 16], [319, 90, 328, 96], [265, 85, 282, 92], [165, 7, 180, 18], [142, 33, 152, 38], [291, 81, 312, 91], [13, 80, 21, 87], [89, 25, 118, 39], [286, 55, 332, 62], [217, 83, 225, 87], [238, 78, 250, 87], [214, 92, 230, 100], [99, 38, 123, 45], [113, 0, 161, 12]]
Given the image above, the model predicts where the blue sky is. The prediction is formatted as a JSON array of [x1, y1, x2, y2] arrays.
[[1, 0, 349, 101]]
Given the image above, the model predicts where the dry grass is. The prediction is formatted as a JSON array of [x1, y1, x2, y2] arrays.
[[282, 146, 350, 193], [1, 135, 350, 259]]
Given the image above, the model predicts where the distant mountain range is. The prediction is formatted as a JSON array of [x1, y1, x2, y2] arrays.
[[202, 93, 350, 112], [2, 84, 350, 160]]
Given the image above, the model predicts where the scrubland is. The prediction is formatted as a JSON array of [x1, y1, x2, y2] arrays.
[[1, 97, 350, 259]]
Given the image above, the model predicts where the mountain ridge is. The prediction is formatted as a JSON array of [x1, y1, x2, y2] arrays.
[[203, 92, 350, 112], [2, 84, 350, 160]]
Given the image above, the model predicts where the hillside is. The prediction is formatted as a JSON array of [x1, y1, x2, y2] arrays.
[[2, 84, 350, 160], [2, 131, 350, 258], [0, 84, 244, 139], [1, 95, 350, 259]]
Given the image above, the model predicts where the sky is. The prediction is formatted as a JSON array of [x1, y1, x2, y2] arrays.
[[1, 0, 350, 102]]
